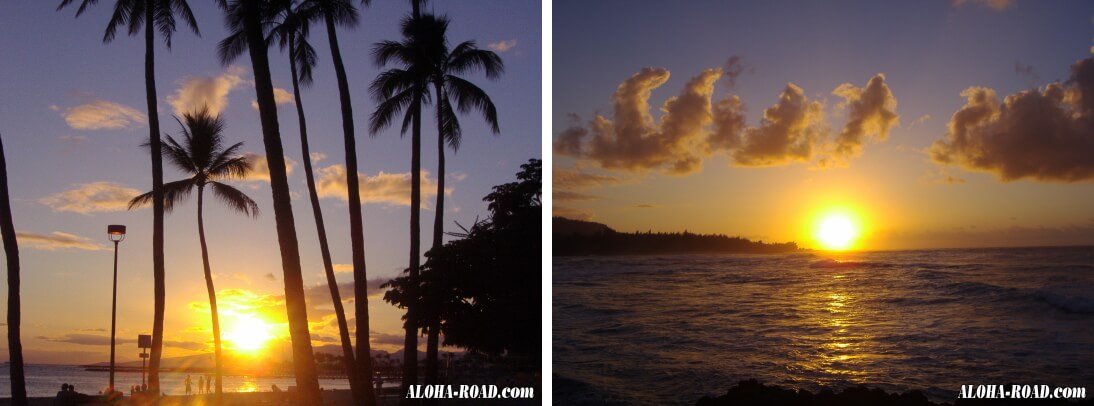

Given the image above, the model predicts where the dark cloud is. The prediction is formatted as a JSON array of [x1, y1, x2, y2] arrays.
[[722, 56, 752, 88], [706, 95, 746, 152], [264, 273, 276, 282], [553, 114, 587, 157], [303, 278, 391, 316], [1014, 61, 1039, 83], [931, 56, 1094, 182], [553, 168, 620, 189], [633, 204, 657, 208], [554, 191, 599, 202]]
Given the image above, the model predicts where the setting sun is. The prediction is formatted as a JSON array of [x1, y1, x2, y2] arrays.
[[814, 212, 861, 250], [224, 316, 273, 354]]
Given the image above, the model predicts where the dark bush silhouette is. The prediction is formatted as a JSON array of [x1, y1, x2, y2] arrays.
[[554, 217, 797, 256]]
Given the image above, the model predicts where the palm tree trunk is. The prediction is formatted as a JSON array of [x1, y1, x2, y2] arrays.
[[242, 4, 322, 404], [289, 33, 368, 406], [196, 186, 225, 402], [322, 14, 376, 405], [424, 82, 446, 389], [401, 92, 422, 405], [144, 2, 167, 397], [0, 134, 27, 406]]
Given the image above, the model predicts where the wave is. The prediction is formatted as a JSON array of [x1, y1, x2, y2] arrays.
[[808, 259, 886, 269], [1034, 287, 1094, 314]]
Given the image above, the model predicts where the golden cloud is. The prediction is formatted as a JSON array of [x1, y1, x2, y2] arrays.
[[166, 66, 248, 116], [39, 181, 142, 214], [51, 100, 146, 130], [487, 39, 517, 53], [16, 231, 105, 251], [315, 165, 444, 207], [250, 88, 295, 110], [241, 152, 296, 182]]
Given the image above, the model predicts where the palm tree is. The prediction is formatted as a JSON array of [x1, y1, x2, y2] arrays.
[[0, 133, 26, 406], [268, 2, 370, 404], [296, 0, 378, 395], [369, 13, 430, 398], [215, 1, 323, 404], [57, 0, 199, 395], [419, 15, 502, 386], [128, 109, 258, 399]]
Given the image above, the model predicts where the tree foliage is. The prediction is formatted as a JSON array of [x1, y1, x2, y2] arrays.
[[384, 159, 541, 361]]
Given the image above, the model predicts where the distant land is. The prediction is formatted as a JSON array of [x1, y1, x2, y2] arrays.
[[553, 217, 799, 256]]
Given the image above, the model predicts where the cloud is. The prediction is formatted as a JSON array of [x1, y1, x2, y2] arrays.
[[41, 334, 135, 346], [554, 191, 599, 202], [586, 68, 722, 174], [39, 182, 142, 214], [487, 39, 517, 53], [59, 134, 88, 145], [250, 88, 295, 110], [315, 165, 443, 206], [264, 273, 276, 282], [17, 231, 106, 251], [332, 263, 353, 273], [732, 83, 827, 166], [721, 56, 752, 88], [564, 66, 897, 172], [930, 56, 1094, 182], [241, 152, 296, 182], [553, 114, 588, 157], [910, 114, 931, 126], [310, 152, 327, 164], [1014, 61, 1039, 82], [952, 0, 1013, 11], [633, 204, 657, 208], [553, 168, 620, 189], [51, 100, 146, 130], [552, 206, 593, 221], [826, 73, 899, 163], [166, 66, 248, 116]]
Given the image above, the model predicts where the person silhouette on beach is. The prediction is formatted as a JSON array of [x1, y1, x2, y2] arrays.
[[198, 375, 205, 394], [185, 375, 192, 395], [206, 374, 212, 393]]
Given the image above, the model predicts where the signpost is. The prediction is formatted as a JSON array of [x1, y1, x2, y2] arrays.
[[138, 334, 151, 389]]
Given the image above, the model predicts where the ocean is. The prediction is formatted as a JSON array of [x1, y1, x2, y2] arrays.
[[553, 246, 1094, 405], [0, 364, 354, 397]]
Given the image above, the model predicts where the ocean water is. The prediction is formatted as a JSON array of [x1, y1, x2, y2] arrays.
[[554, 247, 1094, 405], [0, 364, 354, 397]]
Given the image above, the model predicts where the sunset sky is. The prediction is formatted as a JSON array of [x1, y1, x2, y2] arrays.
[[0, 1, 539, 364], [553, 0, 1094, 251]]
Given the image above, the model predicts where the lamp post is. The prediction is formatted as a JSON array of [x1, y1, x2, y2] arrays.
[[107, 225, 125, 395]]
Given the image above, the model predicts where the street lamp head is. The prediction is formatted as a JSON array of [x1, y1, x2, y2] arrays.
[[107, 225, 126, 242]]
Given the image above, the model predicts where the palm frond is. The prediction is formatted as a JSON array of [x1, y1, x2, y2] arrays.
[[369, 87, 417, 136], [436, 89, 463, 150], [208, 146, 250, 180], [218, 30, 249, 65], [445, 75, 499, 134], [209, 182, 259, 218], [128, 178, 195, 213], [447, 43, 504, 80], [161, 134, 197, 174], [103, 0, 138, 43]]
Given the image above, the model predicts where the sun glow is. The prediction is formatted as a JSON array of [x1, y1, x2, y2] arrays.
[[813, 210, 863, 250], [224, 316, 273, 354]]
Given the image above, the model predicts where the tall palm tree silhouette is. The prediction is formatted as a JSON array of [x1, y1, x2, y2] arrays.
[[128, 109, 258, 398], [56, 0, 199, 395], [0, 133, 27, 406], [419, 15, 502, 386], [215, 1, 323, 404], [267, 2, 371, 403], [369, 12, 429, 396], [295, 1, 378, 395]]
